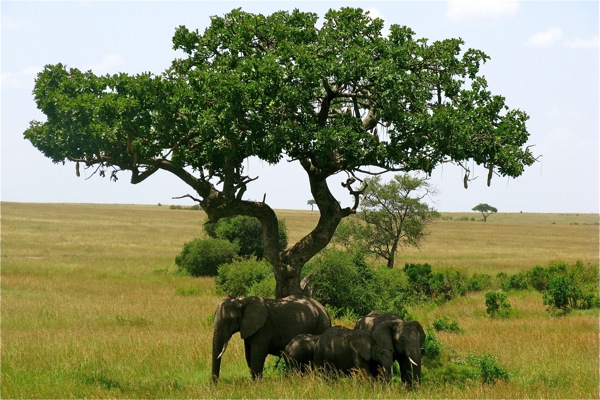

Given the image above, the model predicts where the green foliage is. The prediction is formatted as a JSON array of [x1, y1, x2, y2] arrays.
[[485, 292, 513, 318], [430, 268, 468, 302], [501, 272, 529, 291], [352, 175, 440, 268], [403, 263, 468, 303], [467, 273, 493, 292], [469, 354, 510, 384], [303, 249, 379, 318], [215, 258, 274, 298], [432, 317, 464, 333], [175, 238, 238, 277], [204, 216, 288, 259], [423, 331, 442, 360], [543, 274, 584, 315], [472, 203, 498, 222]]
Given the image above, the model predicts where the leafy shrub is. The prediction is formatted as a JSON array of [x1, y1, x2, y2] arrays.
[[216, 258, 274, 298], [175, 238, 238, 276], [501, 272, 529, 291], [422, 331, 442, 360], [373, 267, 412, 314], [425, 362, 478, 384], [484, 291, 512, 318], [467, 273, 493, 292], [430, 268, 468, 302], [432, 317, 464, 333], [404, 263, 433, 299], [303, 249, 379, 318], [469, 354, 510, 384], [543, 274, 583, 314], [204, 216, 288, 259]]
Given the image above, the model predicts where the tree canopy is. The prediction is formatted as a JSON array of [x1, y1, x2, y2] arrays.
[[24, 7, 535, 297], [472, 203, 498, 222]]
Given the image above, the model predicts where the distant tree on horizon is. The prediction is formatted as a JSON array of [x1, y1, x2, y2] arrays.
[[307, 199, 316, 211], [473, 203, 498, 222]]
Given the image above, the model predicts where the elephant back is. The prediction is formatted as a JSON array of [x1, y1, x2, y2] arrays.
[[354, 311, 403, 330]]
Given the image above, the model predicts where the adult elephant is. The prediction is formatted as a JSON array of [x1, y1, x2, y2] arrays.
[[211, 295, 330, 382], [354, 312, 426, 385], [314, 326, 394, 378]]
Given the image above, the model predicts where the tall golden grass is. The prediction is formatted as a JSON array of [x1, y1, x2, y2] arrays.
[[1, 202, 598, 398]]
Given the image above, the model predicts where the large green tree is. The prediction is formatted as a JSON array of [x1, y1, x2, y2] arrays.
[[24, 8, 535, 297]]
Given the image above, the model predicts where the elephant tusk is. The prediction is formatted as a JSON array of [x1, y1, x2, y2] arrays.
[[409, 357, 418, 367], [217, 341, 229, 359]]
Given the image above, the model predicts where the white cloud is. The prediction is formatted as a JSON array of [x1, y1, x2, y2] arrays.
[[565, 35, 599, 49], [447, 0, 520, 20], [526, 27, 564, 47], [527, 28, 598, 49]]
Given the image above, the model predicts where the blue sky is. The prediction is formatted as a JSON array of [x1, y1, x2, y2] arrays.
[[1, 0, 598, 213]]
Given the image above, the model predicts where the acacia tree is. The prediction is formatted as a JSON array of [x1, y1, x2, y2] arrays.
[[24, 8, 535, 298], [353, 175, 439, 269], [473, 203, 498, 222]]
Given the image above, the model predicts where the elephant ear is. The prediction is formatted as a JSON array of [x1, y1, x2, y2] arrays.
[[239, 297, 268, 339], [352, 331, 375, 361], [373, 321, 395, 352]]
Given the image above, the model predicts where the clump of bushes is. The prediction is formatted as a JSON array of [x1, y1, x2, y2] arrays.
[[175, 238, 238, 276], [204, 216, 287, 259], [484, 291, 513, 318], [303, 249, 380, 318], [216, 258, 275, 298], [496, 261, 599, 315], [432, 317, 464, 333]]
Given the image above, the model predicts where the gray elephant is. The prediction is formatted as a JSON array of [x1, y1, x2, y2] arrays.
[[314, 326, 394, 378], [282, 333, 320, 373], [354, 312, 425, 385], [211, 295, 331, 382]]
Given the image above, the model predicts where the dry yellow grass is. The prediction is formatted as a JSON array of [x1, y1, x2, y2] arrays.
[[1, 203, 598, 398]]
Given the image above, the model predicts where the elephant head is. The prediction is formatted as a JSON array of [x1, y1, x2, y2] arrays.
[[211, 297, 268, 382], [373, 320, 425, 385]]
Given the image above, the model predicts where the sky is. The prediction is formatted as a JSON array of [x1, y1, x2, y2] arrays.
[[1, 0, 598, 213]]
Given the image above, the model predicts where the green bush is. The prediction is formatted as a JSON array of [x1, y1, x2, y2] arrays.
[[501, 272, 529, 291], [543, 274, 583, 314], [175, 238, 238, 276], [469, 354, 510, 384], [430, 268, 468, 302], [303, 249, 379, 318], [484, 291, 512, 318], [204, 216, 288, 259], [216, 258, 274, 298], [404, 263, 434, 300], [467, 273, 493, 292], [422, 331, 442, 360], [432, 317, 464, 333]]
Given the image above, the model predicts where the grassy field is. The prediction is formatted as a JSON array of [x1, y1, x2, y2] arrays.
[[1, 202, 598, 398]]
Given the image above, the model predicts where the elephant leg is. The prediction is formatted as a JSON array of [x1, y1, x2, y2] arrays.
[[244, 339, 268, 380]]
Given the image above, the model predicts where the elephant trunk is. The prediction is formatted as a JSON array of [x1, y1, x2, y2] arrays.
[[211, 324, 232, 384]]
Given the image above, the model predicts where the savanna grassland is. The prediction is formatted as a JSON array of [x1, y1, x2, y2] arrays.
[[1, 202, 598, 399]]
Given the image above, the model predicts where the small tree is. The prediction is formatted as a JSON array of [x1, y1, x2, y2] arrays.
[[307, 199, 317, 211], [472, 203, 498, 222], [337, 175, 439, 268]]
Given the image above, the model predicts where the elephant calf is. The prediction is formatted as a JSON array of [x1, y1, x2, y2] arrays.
[[355, 312, 425, 386], [314, 326, 393, 378], [282, 333, 320, 373]]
